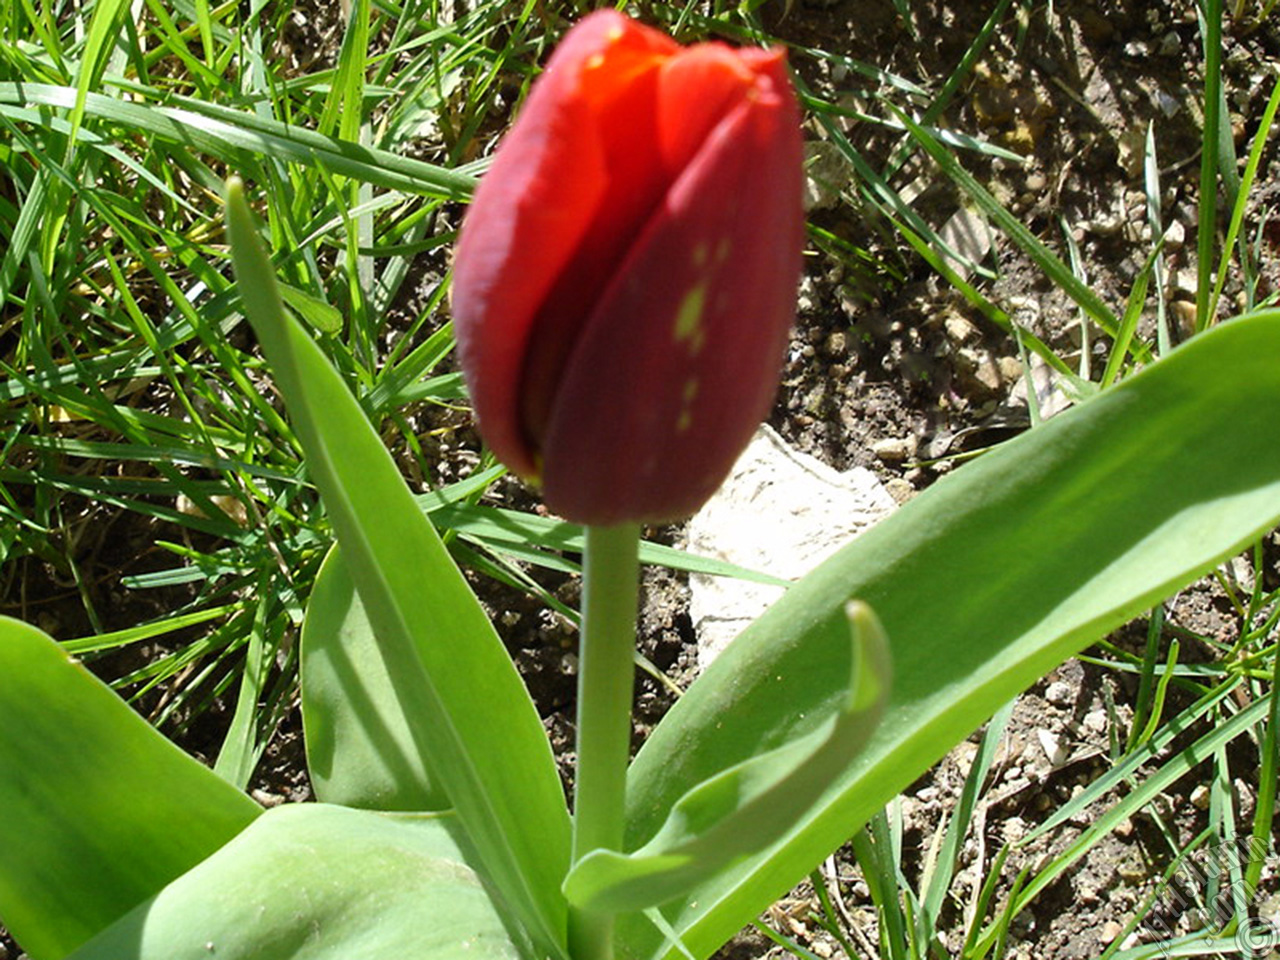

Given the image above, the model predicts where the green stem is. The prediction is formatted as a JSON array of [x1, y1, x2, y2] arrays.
[[568, 522, 641, 960]]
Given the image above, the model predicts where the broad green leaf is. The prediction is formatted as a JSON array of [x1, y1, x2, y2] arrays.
[[225, 180, 570, 957], [0, 617, 260, 960], [617, 311, 1280, 960], [563, 602, 889, 914], [68, 804, 529, 960], [302, 544, 448, 811]]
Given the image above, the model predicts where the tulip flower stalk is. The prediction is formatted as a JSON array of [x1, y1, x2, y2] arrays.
[[448, 12, 807, 956], [5, 10, 1280, 960], [567, 525, 640, 959]]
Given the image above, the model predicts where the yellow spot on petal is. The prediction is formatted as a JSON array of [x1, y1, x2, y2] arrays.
[[585, 53, 606, 70], [715, 237, 732, 264], [607, 25, 624, 41], [673, 284, 707, 356], [692, 242, 709, 268], [676, 379, 699, 434]]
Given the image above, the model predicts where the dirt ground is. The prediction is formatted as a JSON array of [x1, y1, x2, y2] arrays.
[[3, 0, 1280, 958]]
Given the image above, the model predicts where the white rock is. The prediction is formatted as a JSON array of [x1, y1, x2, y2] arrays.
[[937, 204, 993, 280], [1045, 680, 1073, 706], [687, 426, 898, 667], [1038, 729, 1069, 767]]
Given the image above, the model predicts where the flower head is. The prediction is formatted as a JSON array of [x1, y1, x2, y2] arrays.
[[452, 10, 804, 525]]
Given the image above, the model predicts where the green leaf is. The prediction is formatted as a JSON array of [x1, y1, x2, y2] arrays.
[[0, 83, 475, 198], [0, 617, 260, 960], [224, 179, 570, 957], [617, 311, 1280, 960], [68, 804, 530, 960], [301, 544, 448, 811], [563, 602, 889, 914]]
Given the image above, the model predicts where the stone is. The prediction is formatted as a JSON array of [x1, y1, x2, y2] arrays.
[[1045, 680, 1073, 706], [944, 309, 980, 344], [871, 435, 917, 462], [1084, 709, 1109, 733], [1038, 729, 1069, 767], [687, 426, 898, 666]]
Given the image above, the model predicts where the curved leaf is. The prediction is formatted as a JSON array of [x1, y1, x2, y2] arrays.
[[617, 311, 1280, 960], [0, 617, 260, 960], [225, 180, 570, 957], [564, 602, 889, 914], [68, 805, 530, 960]]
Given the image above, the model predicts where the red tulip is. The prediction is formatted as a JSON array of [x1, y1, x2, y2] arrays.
[[451, 10, 804, 525]]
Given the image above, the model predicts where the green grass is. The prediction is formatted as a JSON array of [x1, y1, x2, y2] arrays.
[[1, 0, 1278, 956]]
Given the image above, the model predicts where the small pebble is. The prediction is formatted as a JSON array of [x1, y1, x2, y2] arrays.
[[871, 436, 916, 462], [944, 312, 979, 344], [1045, 680, 1073, 706], [1191, 783, 1211, 810], [1038, 729, 1069, 766], [1168, 267, 1198, 299], [1100, 920, 1124, 944], [1002, 816, 1027, 843], [1155, 88, 1181, 117]]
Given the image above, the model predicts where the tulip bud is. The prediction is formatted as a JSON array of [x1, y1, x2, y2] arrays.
[[451, 10, 804, 525]]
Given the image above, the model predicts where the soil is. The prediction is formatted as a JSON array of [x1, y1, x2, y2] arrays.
[[3, 1, 1280, 959]]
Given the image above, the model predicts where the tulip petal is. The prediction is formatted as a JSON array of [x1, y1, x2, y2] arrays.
[[452, 11, 672, 477], [656, 43, 757, 176], [540, 55, 804, 524]]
